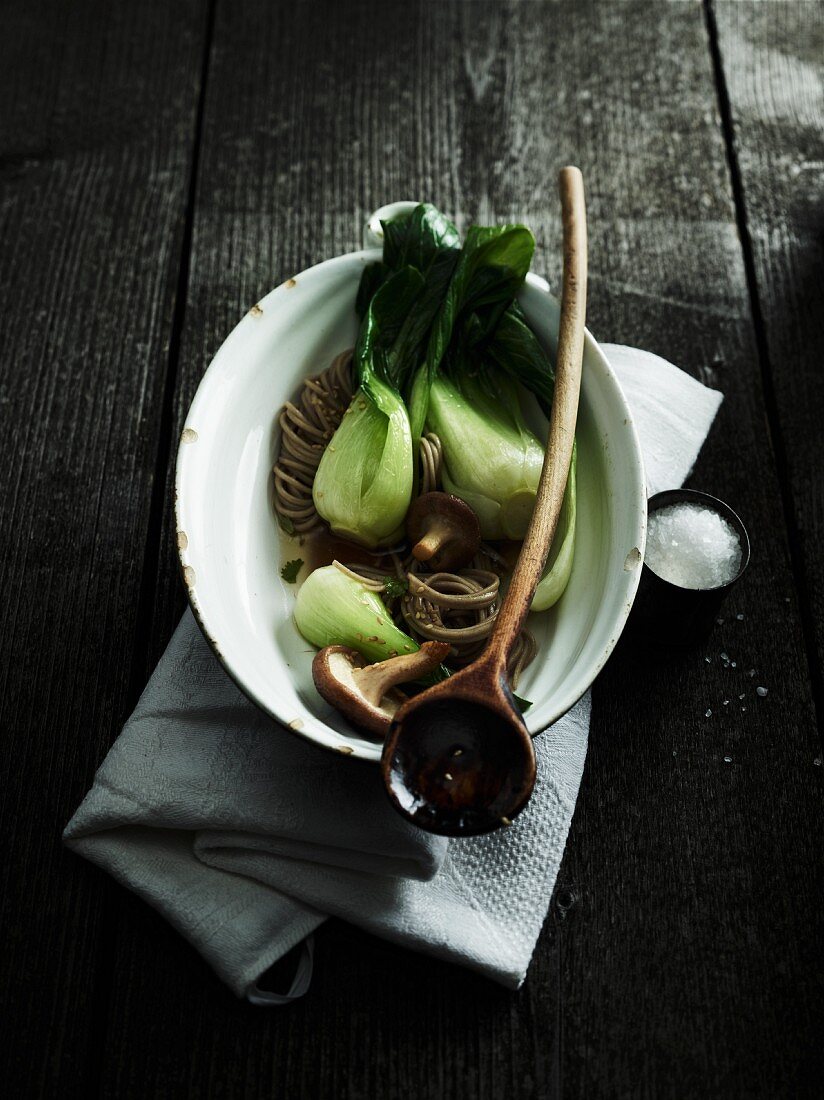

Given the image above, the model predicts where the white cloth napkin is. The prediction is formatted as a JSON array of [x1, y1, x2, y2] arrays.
[[64, 345, 722, 1001]]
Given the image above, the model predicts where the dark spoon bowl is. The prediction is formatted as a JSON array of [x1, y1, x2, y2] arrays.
[[383, 683, 537, 837]]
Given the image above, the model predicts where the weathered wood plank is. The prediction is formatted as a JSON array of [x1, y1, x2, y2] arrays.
[[99, 1, 823, 1097], [0, 0, 208, 1093], [712, 0, 824, 729]]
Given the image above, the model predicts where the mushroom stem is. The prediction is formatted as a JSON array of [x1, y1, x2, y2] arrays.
[[412, 518, 456, 563], [353, 641, 450, 706], [406, 492, 481, 570]]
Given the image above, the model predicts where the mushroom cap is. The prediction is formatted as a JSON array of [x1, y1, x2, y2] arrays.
[[405, 491, 482, 570], [312, 645, 406, 738]]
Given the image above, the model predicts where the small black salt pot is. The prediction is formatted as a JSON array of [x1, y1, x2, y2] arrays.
[[629, 489, 750, 649]]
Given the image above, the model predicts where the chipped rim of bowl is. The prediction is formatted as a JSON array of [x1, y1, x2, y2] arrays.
[[175, 248, 647, 761]]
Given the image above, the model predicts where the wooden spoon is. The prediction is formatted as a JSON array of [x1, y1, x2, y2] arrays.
[[381, 166, 588, 836]]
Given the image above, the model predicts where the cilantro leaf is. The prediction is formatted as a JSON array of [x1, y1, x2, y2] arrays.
[[382, 575, 409, 599], [280, 558, 304, 584]]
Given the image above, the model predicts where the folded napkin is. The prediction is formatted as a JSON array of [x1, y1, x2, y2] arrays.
[[64, 345, 722, 1001]]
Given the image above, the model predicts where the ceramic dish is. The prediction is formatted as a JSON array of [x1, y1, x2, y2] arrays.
[[175, 207, 647, 761]]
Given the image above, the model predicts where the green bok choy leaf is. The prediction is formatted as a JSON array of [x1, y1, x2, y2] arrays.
[[294, 565, 419, 664], [426, 370, 545, 540], [531, 441, 577, 611], [313, 268, 422, 548], [294, 565, 452, 685], [356, 202, 461, 319], [407, 223, 536, 441]]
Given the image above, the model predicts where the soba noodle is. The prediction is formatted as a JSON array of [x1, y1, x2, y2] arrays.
[[341, 548, 536, 689], [274, 352, 538, 688], [273, 349, 354, 532], [418, 432, 443, 496]]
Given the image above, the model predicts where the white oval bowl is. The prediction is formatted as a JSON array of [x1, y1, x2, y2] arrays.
[[176, 250, 647, 761]]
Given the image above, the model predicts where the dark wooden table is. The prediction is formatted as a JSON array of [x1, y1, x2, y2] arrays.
[[3, 1, 823, 1096]]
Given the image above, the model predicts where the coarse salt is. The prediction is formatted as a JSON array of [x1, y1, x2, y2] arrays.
[[645, 502, 742, 590]]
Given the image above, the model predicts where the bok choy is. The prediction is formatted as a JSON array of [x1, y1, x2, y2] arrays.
[[318, 201, 578, 605], [404, 223, 548, 540], [426, 371, 544, 539], [531, 442, 576, 611], [294, 564, 420, 663], [314, 206, 463, 548], [313, 269, 422, 548]]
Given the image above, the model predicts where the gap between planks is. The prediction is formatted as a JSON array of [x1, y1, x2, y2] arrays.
[[81, 0, 220, 1095], [702, 0, 824, 748]]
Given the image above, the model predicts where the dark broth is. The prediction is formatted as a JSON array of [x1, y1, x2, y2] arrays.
[[284, 525, 400, 580]]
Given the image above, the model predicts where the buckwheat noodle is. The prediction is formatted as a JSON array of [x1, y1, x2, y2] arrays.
[[273, 349, 354, 532], [418, 432, 443, 496], [339, 548, 536, 688]]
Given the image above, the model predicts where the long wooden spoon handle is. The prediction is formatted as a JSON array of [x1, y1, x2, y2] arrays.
[[486, 166, 588, 670]]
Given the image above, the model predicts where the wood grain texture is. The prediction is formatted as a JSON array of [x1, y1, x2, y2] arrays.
[[2, 0, 820, 1096], [712, 0, 824, 728], [0, 0, 208, 1092], [93, 2, 824, 1098]]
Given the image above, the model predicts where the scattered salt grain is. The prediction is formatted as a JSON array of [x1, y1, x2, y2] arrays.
[[739, 693, 746, 700], [723, 699, 730, 706], [756, 686, 768, 698], [704, 656, 712, 664], [748, 668, 756, 677], [724, 756, 732, 764], [736, 613, 744, 621], [814, 758, 822, 767], [705, 708, 712, 718], [645, 502, 742, 589], [731, 661, 737, 668]]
